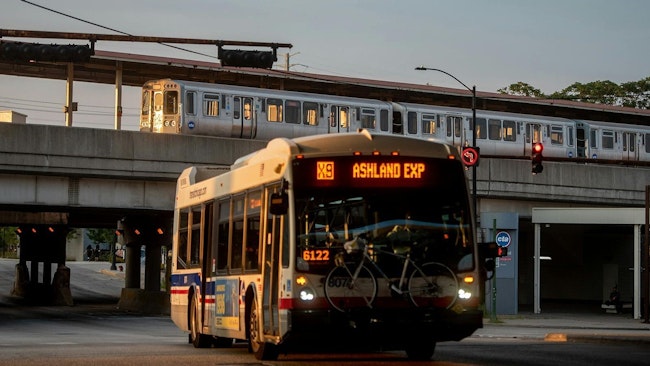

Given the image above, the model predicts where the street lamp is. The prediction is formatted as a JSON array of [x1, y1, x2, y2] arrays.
[[414, 66, 478, 224]]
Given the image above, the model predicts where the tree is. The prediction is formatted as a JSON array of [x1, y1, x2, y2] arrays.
[[498, 77, 650, 109], [86, 228, 115, 247], [0, 227, 19, 258], [497, 82, 544, 97]]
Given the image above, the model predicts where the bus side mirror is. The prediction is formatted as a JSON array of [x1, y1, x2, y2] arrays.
[[269, 192, 288, 215]]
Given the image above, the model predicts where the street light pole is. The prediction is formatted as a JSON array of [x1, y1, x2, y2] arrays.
[[414, 66, 478, 224]]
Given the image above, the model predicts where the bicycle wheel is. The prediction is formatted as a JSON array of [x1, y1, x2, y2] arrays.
[[324, 264, 377, 312], [408, 262, 458, 309]]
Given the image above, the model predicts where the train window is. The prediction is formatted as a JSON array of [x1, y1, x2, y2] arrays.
[[380, 109, 389, 132], [503, 120, 516, 141], [304, 102, 318, 126], [203, 94, 220, 117], [473, 118, 487, 140], [488, 119, 501, 140], [244, 99, 252, 120], [422, 114, 436, 135], [602, 130, 614, 149], [360, 108, 376, 129], [267, 98, 283, 122], [185, 92, 196, 115], [645, 134, 650, 153], [550, 125, 564, 145], [141, 91, 151, 116], [340, 107, 349, 128], [407, 111, 418, 134], [285, 100, 301, 124], [567, 126, 574, 146], [590, 129, 598, 148], [164, 91, 179, 114], [233, 97, 241, 119]]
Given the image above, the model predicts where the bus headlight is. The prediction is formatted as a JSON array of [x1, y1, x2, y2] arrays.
[[458, 288, 472, 300], [299, 288, 315, 301]]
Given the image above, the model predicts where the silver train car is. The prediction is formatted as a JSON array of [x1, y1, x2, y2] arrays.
[[140, 79, 650, 162]]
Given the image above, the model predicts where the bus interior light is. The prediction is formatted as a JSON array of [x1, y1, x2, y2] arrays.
[[372, 151, 381, 156], [353, 151, 362, 156], [391, 151, 400, 156]]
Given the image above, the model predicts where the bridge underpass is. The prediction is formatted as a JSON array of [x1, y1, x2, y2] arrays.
[[0, 123, 648, 315]]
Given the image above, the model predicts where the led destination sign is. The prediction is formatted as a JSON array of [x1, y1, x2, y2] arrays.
[[293, 156, 451, 189]]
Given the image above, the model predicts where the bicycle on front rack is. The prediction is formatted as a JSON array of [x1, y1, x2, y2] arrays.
[[323, 236, 458, 312]]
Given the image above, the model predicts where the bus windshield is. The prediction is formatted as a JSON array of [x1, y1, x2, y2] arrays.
[[292, 157, 474, 275]]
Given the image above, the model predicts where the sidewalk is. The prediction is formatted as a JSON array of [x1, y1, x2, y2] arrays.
[[474, 310, 650, 344]]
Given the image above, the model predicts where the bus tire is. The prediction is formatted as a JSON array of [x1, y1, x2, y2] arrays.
[[247, 296, 279, 360], [189, 293, 212, 348]]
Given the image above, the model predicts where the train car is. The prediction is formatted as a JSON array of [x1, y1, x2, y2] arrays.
[[140, 78, 650, 163], [140, 79, 393, 140], [392, 103, 578, 159], [576, 120, 650, 161]]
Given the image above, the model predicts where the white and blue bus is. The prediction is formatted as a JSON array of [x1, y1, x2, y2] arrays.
[[170, 130, 491, 360]]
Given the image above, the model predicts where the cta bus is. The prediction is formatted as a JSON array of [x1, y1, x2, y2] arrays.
[[170, 130, 490, 360]]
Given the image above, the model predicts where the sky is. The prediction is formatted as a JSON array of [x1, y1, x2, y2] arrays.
[[1, 0, 648, 130]]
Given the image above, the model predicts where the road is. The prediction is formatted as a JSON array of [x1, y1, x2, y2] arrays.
[[1, 259, 650, 365]]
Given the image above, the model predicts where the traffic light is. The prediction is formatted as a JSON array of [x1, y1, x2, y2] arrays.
[[218, 47, 276, 69], [0, 41, 93, 63], [481, 241, 508, 259], [531, 142, 543, 174]]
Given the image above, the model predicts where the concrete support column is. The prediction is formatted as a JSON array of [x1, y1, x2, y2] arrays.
[[144, 241, 161, 292], [125, 243, 141, 289]]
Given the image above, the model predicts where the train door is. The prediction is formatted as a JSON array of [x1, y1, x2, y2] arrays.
[[329, 106, 350, 133], [261, 186, 282, 340], [525, 123, 542, 155], [152, 90, 164, 133], [622, 131, 638, 161], [447, 115, 463, 148], [233, 96, 255, 138], [577, 123, 587, 158], [140, 88, 154, 132]]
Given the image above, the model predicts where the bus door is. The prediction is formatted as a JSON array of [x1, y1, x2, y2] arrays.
[[525, 123, 542, 155], [447, 115, 463, 149], [261, 187, 282, 339], [622, 131, 638, 161], [329, 106, 350, 133], [233, 96, 255, 139]]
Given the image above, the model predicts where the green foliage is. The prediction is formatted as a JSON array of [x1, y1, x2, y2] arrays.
[[499, 77, 650, 109], [0, 227, 19, 258], [86, 228, 116, 246]]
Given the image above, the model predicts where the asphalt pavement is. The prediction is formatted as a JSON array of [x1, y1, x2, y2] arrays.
[[1, 258, 649, 344]]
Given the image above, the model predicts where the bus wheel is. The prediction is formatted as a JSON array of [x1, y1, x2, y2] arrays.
[[190, 294, 212, 348], [247, 297, 279, 360], [404, 336, 436, 360]]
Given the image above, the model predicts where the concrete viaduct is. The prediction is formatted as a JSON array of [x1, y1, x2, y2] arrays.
[[0, 123, 647, 314]]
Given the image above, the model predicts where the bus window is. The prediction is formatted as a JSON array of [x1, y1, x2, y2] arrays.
[[245, 191, 262, 271], [216, 200, 230, 273], [177, 207, 189, 269], [285, 100, 301, 124], [203, 94, 220, 117], [267, 98, 283, 122], [303, 102, 318, 126], [488, 119, 501, 140], [422, 114, 437, 136], [231, 195, 245, 271], [190, 206, 201, 268]]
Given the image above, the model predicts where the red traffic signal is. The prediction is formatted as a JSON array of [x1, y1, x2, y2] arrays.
[[531, 142, 543, 174]]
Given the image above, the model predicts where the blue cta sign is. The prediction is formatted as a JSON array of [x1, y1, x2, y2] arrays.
[[495, 231, 511, 248]]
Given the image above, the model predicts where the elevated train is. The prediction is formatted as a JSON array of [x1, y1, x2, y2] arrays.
[[140, 79, 650, 162]]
